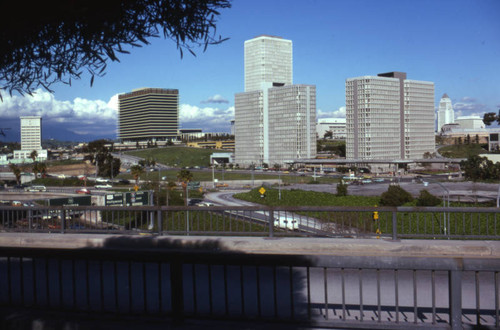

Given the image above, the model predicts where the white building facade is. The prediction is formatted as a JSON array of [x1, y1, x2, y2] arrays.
[[317, 118, 346, 139], [244, 35, 293, 92], [13, 116, 47, 161], [437, 93, 454, 132], [346, 72, 434, 161], [455, 116, 485, 129], [235, 35, 316, 167]]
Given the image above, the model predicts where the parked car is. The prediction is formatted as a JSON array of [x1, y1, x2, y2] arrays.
[[95, 184, 112, 190], [76, 188, 91, 194], [95, 177, 110, 183]]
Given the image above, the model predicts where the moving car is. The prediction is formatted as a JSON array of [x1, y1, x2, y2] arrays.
[[76, 188, 91, 194], [95, 184, 112, 190], [24, 185, 46, 192]]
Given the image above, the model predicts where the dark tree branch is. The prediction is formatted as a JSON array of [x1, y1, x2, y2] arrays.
[[0, 0, 231, 98]]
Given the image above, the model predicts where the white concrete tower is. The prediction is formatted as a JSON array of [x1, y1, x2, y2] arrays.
[[437, 93, 454, 132], [244, 35, 292, 92]]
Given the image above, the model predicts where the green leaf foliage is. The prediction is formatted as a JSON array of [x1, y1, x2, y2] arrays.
[[379, 185, 413, 206], [416, 189, 442, 207]]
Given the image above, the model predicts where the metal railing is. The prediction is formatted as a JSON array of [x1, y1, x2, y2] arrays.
[[0, 244, 498, 329], [2, 205, 500, 240]]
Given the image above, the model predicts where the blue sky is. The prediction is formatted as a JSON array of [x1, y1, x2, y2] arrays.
[[1, 0, 499, 142]]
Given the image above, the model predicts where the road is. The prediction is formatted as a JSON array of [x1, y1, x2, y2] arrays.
[[204, 190, 333, 234]]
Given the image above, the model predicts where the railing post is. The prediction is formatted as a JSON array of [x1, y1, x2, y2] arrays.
[[392, 210, 397, 240], [28, 209, 33, 233], [269, 209, 274, 238], [60, 209, 65, 234], [170, 260, 184, 323], [449, 269, 463, 330], [157, 208, 163, 235]]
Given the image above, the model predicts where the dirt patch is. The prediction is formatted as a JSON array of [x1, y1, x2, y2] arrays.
[[48, 163, 94, 176]]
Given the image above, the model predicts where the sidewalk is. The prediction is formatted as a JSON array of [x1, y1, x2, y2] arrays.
[[1, 233, 499, 258]]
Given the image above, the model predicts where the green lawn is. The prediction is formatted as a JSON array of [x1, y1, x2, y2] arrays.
[[233, 188, 500, 238], [124, 147, 214, 167], [438, 144, 487, 158]]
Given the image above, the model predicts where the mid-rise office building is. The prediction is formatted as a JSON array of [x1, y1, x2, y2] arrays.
[[346, 72, 434, 160], [235, 35, 316, 167], [244, 35, 293, 92], [235, 84, 316, 166], [437, 93, 454, 132], [118, 88, 179, 143], [13, 116, 47, 161]]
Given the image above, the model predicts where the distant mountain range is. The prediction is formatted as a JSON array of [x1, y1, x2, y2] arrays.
[[0, 120, 115, 143]]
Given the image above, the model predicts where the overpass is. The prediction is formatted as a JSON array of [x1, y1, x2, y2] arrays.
[[1, 204, 500, 329]]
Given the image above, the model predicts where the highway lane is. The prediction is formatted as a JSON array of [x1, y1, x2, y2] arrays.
[[204, 190, 334, 234]]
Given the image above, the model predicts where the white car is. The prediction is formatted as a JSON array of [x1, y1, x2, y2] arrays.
[[95, 184, 112, 190], [274, 215, 298, 230], [96, 177, 110, 183], [24, 185, 46, 192], [197, 202, 215, 207]]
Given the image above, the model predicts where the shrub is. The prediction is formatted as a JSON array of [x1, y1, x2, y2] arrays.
[[416, 189, 442, 206], [379, 185, 413, 206]]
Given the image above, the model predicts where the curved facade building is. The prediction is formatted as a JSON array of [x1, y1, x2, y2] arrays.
[[118, 88, 179, 143]]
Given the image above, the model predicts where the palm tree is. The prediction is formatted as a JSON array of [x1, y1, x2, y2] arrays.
[[130, 165, 144, 186], [165, 181, 177, 207], [29, 150, 38, 162], [177, 169, 193, 206], [9, 163, 21, 185], [38, 162, 47, 178]]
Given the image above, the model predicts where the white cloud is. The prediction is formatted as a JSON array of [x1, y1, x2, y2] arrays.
[[0, 90, 234, 139], [317, 106, 346, 119], [180, 104, 234, 131], [201, 94, 229, 104], [0, 89, 118, 138]]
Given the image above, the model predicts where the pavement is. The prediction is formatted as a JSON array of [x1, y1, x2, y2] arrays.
[[1, 233, 499, 259]]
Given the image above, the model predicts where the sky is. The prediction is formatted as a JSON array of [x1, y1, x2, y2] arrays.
[[1, 0, 499, 142]]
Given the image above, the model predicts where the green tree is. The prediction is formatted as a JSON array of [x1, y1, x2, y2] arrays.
[[379, 185, 413, 206], [483, 112, 498, 126], [323, 130, 333, 140], [177, 169, 193, 206], [460, 155, 493, 181], [336, 181, 348, 196], [1, 0, 230, 98], [130, 165, 145, 186], [416, 189, 442, 206], [29, 150, 38, 162]]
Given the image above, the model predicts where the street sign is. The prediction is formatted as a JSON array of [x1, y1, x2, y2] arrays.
[[105, 191, 149, 206], [48, 196, 91, 206], [259, 187, 266, 195]]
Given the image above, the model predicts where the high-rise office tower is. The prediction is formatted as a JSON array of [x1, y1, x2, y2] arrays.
[[235, 36, 316, 167], [244, 35, 293, 92], [437, 93, 454, 132], [118, 88, 179, 143], [13, 116, 47, 161], [346, 72, 434, 160]]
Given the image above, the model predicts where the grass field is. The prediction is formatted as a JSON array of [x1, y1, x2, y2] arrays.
[[438, 143, 488, 158], [124, 147, 214, 168], [233, 187, 500, 238], [119, 168, 340, 185]]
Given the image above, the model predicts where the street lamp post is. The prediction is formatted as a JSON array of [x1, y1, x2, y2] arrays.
[[278, 170, 281, 200], [426, 180, 450, 237]]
